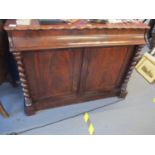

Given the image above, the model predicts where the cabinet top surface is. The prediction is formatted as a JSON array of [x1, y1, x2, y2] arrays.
[[4, 19, 149, 31]]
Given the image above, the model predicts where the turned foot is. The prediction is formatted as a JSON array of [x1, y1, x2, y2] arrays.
[[24, 99, 35, 116], [118, 90, 128, 98], [24, 105, 35, 116]]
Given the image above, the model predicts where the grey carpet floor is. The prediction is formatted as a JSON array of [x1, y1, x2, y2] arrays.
[[0, 69, 155, 135]]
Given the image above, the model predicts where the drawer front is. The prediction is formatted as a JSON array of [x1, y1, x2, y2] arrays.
[[10, 30, 145, 51]]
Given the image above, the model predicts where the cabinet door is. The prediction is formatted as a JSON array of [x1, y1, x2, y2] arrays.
[[80, 46, 134, 95], [22, 48, 82, 102]]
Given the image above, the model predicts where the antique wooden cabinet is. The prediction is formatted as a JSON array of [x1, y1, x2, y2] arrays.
[[4, 20, 149, 115]]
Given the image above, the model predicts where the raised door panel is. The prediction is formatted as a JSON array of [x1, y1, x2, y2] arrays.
[[80, 46, 134, 94], [22, 49, 82, 101]]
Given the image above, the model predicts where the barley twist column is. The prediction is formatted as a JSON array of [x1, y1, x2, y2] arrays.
[[12, 52, 35, 115], [119, 45, 143, 98]]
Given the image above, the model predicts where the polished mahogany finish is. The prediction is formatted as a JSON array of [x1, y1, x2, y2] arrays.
[[4, 20, 149, 115]]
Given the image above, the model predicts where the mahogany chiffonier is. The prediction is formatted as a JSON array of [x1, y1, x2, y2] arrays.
[[4, 20, 149, 115]]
